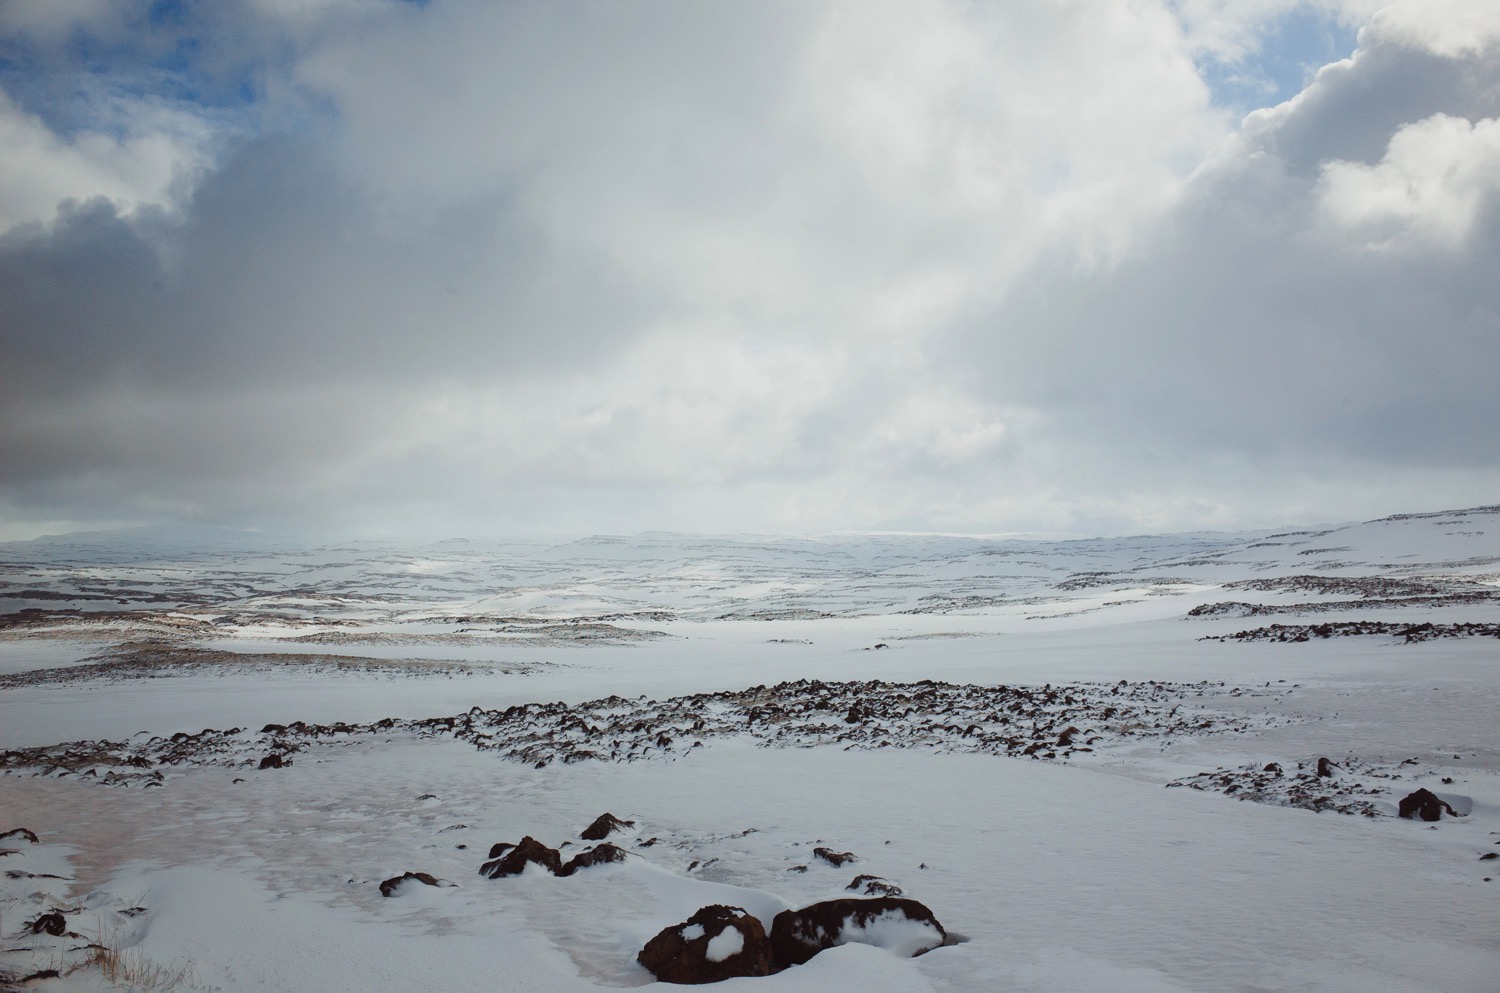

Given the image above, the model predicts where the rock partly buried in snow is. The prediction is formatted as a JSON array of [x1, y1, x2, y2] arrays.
[[258, 753, 287, 770], [770, 897, 945, 969], [479, 836, 565, 878], [813, 847, 858, 867], [846, 874, 903, 897], [1398, 789, 1459, 822], [0, 828, 40, 844], [27, 912, 69, 936], [562, 843, 629, 874], [637, 905, 772, 984], [379, 871, 450, 897], [580, 812, 635, 841]]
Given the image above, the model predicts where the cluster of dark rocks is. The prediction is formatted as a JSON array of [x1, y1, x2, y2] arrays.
[[1167, 757, 1473, 821], [638, 897, 946, 984], [1202, 621, 1500, 644], [478, 836, 630, 878], [0, 641, 516, 690], [376, 812, 950, 983], [1, 678, 1272, 787], [1167, 757, 1387, 815]]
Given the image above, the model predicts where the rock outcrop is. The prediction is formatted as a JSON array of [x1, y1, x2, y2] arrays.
[[770, 897, 945, 969], [379, 871, 447, 897], [479, 836, 565, 878], [1398, 788, 1458, 822], [637, 905, 772, 984], [580, 812, 635, 841]]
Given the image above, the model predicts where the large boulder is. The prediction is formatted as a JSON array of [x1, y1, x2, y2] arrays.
[[770, 897, 945, 969], [1398, 789, 1459, 822], [27, 912, 69, 937], [637, 905, 772, 984], [479, 836, 564, 878], [812, 847, 857, 867], [379, 871, 449, 897], [562, 842, 629, 875], [580, 812, 635, 841]]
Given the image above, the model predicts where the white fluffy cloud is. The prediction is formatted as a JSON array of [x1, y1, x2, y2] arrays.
[[1319, 113, 1500, 247], [2, 0, 1498, 537]]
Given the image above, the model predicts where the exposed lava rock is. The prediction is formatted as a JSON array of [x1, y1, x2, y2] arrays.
[[0, 828, 39, 844], [637, 905, 772, 984], [846, 874, 903, 897], [562, 843, 629, 874], [379, 871, 447, 897], [258, 754, 287, 770], [27, 912, 68, 936], [581, 812, 635, 841], [813, 847, 857, 867], [0, 677, 1280, 796], [479, 836, 564, 878], [1398, 789, 1459, 822], [1205, 621, 1500, 644], [770, 897, 945, 968]]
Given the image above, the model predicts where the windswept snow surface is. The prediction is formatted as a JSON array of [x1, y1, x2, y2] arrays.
[[2, 507, 1499, 991]]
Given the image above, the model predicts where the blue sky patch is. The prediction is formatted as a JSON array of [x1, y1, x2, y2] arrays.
[[1200, 6, 1359, 113]]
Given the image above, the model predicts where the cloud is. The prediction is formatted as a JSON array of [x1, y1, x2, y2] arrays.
[[957, 10, 1500, 498], [1, 0, 1498, 536]]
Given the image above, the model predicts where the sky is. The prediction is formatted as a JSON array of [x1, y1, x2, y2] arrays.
[[1, 0, 1498, 541]]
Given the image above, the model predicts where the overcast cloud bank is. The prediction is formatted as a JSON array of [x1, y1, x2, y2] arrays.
[[1, 0, 1497, 539]]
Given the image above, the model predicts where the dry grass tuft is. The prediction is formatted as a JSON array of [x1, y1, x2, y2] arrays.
[[74, 923, 200, 991]]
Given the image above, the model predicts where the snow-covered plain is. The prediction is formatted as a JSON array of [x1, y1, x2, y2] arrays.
[[1, 507, 1498, 991]]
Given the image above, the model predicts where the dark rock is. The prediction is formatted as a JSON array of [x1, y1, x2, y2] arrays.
[[1398, 789, 1459, 822], [813, 847, 857, 867], [0, 828, 39, 844], [1263, 763, 1282, 774], [637, 904, 772, 984], [479, 836, 564, 878], [581, 812, 635, 841], [846, 874, 903, 897], [379, 871, 445, 897], [1056, 726, 1080, 746], [562, 843, 629, 874], [768, 900, 942, 966], [258, 754, 286, 770], [260, 724, 287, 733], [18, 969, 61, 982], [770, 897, 945, 968], [28, 912, 68, 936], [1479, 852, 1498, 861], [487, 842, 516, 859], [1316, 757, 1336, 778]]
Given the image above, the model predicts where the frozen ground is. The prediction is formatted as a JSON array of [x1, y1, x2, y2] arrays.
[[1, 507, 1498, 991]]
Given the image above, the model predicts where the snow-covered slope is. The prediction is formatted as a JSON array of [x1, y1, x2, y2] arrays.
[[1, 507, 1497, 992]]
